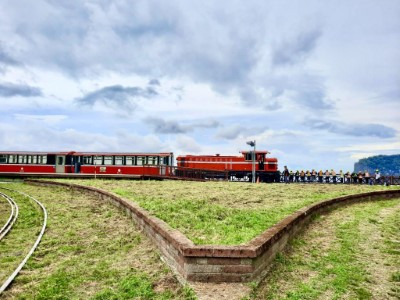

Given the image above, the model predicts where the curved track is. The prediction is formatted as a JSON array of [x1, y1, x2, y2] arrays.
[[0, 192, 19, 241], [0, 185, 48, 294]]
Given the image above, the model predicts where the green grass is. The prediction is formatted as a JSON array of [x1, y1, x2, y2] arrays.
[[51, 179, 400, 245], [249, 199, 400, 299], [0, 183, 196, 300], [0, 189, 43, 283], [0, 195, 11, 230]]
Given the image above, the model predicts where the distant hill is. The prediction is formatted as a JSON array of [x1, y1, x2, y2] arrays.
[[354, 154, 400, 175]]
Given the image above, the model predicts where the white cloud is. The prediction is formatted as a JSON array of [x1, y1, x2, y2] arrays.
[[174, 135, 203, 153], [337, 141, 400, 153], [13, 114, 67, 125], [0, 0, 399, 172]]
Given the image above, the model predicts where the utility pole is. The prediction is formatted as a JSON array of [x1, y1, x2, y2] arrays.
[[246, 140, 256, 183]]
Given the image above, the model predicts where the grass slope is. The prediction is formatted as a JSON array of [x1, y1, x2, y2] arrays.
[[249, 199, 400, 300], [52, 179, 399, 245], [0, 183, 196, 300]]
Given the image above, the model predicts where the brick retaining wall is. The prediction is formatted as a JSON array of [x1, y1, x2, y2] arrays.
[[26, 180, 400, 283]]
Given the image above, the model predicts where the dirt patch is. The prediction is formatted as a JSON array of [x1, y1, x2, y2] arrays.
[[189, 281, 251, 300]]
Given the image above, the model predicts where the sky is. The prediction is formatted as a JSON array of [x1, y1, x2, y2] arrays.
[[1, 0, 399, 172]]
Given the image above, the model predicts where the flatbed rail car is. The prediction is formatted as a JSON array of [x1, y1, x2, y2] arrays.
[[176, 151, 279, 182], [0, 151, 174, 176]]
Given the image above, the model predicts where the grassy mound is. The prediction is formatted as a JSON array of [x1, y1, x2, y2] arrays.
[[52, 179, 400, 245]]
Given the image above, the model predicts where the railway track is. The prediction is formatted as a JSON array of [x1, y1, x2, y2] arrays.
[[0, 192, 19, 241], [0, 185, 48, 294]]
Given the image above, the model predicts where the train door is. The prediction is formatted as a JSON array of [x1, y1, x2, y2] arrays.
[[55, 155, 66, 173], [160, 166, 166, 175], [258, 154, 265, 171]]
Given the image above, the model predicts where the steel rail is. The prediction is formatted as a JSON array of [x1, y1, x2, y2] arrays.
[[0, 186, 48, 294], [0, 192, 19, 241]]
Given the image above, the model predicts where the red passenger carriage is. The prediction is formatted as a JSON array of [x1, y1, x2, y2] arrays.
[[0, 151, 174, 177]]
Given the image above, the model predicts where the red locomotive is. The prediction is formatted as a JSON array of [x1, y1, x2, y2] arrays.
[[176, 151, 279, 182], [0, 151, 174, 177]]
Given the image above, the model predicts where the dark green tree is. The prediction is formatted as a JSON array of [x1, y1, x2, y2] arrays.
[[354, 154, 400, 175]]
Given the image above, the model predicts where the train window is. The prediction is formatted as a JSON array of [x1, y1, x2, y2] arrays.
[[137, 156, 144, 165], [245, 153, 252, 161], [18, 155, 27, 164], [125, 156, 134, 165], [32, 156, 38, 164], [115, 156, 123, 165], [46, 155, 55, 165], [94, 156, 103, 165], [83, 156, 92, 165], [38, 156, 43, 164], [160, 157, 168, 165], [8, 155, 17, 163], [27, 155, 32, 164], [148, 156, 157, 165], [0, 155, 6, 163], [104, 156, 113, 165]]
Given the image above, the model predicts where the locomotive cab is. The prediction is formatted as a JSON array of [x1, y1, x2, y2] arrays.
[[241, 151, 268, 170]]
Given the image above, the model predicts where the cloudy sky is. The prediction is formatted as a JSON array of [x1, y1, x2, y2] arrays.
[[1, 0, 399, 171]]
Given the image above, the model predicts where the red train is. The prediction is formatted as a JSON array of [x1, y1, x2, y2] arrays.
[[0, 150, 279, 181], [0, 151, 174, 177], [176, 151, 279, 182]]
